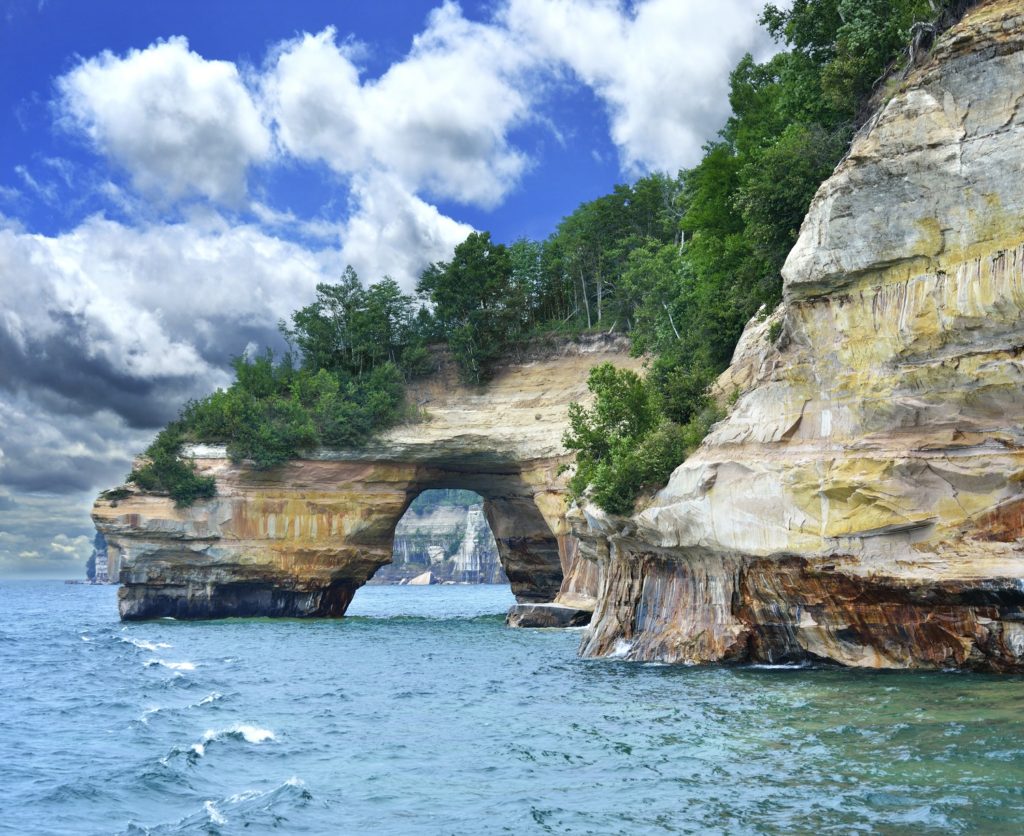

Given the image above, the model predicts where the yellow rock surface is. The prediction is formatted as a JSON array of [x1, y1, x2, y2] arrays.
[[579, 0, 1024, 670]]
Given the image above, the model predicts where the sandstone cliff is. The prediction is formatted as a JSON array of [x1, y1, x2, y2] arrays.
[[93, 335, 641, 619], [577, 0, 1024, 670]]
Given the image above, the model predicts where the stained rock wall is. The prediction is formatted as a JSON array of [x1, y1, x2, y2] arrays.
[[577, 0, 1024, 670], [93, 336, 640, 620]]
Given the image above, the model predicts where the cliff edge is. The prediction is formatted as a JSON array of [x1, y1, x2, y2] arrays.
[[577, 0, 1024, 670]]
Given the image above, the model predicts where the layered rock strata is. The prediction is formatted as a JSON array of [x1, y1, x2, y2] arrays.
[[93, 337, 640, 620], [577, 0, 1024, 670]]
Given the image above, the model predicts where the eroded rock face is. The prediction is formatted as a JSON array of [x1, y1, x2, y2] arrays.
[[93, 336, 640, 620], [578, 0, 1024, 670]]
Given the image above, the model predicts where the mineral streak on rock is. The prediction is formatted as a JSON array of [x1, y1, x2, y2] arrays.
[[93, 336, 641, 621], [577, 0, 1024, 671]]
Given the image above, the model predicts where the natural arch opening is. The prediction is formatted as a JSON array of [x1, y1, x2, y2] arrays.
[[357, 467, 568, 605], [368, 489, 508, 586]]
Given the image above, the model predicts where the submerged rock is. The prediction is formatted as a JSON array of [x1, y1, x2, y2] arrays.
[[506, 603, 592, 629], [577, 0, 1024, 671]]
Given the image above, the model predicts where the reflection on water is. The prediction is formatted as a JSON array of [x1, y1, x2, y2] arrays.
[[3, 581, 1024, 834]]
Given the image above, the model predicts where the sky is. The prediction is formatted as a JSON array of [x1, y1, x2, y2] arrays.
[[0, 0, 774, 578]]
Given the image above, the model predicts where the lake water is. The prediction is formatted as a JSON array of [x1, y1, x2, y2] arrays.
[[3, 580, 1024, 834]]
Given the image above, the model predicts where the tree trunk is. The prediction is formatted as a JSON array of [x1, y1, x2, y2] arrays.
[[579, 268, 592, 329], [663, 301, 681, 341]]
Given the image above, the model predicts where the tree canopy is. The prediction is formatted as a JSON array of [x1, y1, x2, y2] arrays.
[[130, 0, 964, 508]]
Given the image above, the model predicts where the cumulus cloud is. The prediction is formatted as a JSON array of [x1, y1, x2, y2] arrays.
[[58, 36, 272, 205], [1, 215, 342, 391], [0, 214, 349, 497], [503, 0, 772, 173], [340, 172, 473, 290], [265, 2, 531, 208]]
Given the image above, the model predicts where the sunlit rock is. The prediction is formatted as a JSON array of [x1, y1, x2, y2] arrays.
[[93, 336, 641, 620], [578, 0, 1024, 671]]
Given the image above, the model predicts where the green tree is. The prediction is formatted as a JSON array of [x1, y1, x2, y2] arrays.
[[417, 231, 522, 383]]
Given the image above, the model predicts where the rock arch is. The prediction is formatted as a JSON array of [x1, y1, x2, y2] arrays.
[[93, 337, 638, 621]]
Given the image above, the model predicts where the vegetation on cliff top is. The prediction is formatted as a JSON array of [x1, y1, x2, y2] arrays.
[[126, 0, 964, 510], [560, 0, 961, 513]]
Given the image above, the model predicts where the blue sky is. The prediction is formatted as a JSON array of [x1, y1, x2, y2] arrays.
[[0, 0, 772, 576]]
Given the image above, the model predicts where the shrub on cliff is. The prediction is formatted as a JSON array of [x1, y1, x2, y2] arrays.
[[127, 271, 422, 501], [417, 232, 527, 385], [175, 353, 408, 471], [563, 364, 720, 515], [128, 425, 216, 507]]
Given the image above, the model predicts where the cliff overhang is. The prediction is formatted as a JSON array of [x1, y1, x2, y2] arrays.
[[93, 334, 637, 620]]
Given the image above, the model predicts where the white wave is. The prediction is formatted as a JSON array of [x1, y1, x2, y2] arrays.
[[203, 800, 227, 826], [190, 742, 206, 758], [201, 724, 276, 745], [139, 705, 162, 724], [144, 658, 196, 671], [225, 788, 263, 804], [225, 777, 306, 805], [608, 639, 633, 659], [195, 692, 223, 707], [748, 662, 812, 670], [121, 636, 172, 652], [80, 635, 92, 642], [149, 778, 309, 833]]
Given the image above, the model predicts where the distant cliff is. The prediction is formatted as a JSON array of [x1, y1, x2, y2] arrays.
[[576, 0, 1024, 671], [370, 500, 506, 584]]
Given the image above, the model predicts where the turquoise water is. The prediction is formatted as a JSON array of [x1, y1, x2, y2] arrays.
[[3, 582, 1024, 834]]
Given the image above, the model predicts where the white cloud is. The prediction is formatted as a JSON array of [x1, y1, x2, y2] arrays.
[[340, 172, 473, 289], [0, 214, 347, 437], [265, 2, 532, 208], [503, 0, 772, 173], [14, 164, 57, 203], [58, 36, 271, 205], [50, 533, 91, 556]]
